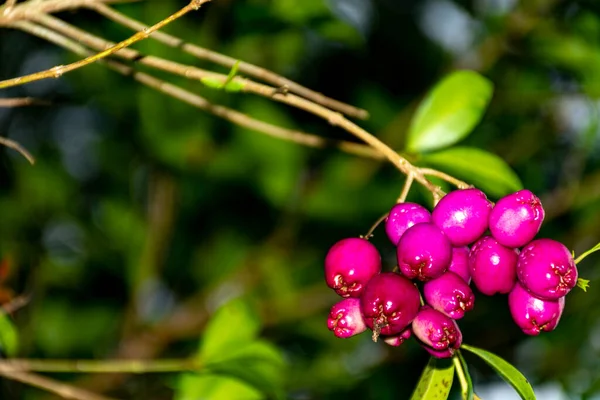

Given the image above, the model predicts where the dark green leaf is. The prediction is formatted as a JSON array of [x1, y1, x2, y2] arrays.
[[407, 70, 493, 153], [461, 344, 536, 400], [410, 357, 454, 400], [419, 146, 522, 198], [0, 313, 18, 357]]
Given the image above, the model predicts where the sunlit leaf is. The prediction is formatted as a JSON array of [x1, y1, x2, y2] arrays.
[[175, 374, 262, 400], [0, 313, 18, 357], [461, 344, 535, 400], [406, 70, 493, 152], [410, 357, 454, 400], [419, 146, 522, 198]]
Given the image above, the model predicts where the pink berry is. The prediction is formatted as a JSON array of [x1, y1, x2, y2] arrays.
[[432, 188, 493, 246], [508, 282, 565, 335], [412, 306, 462, 357], [325, 238, 381, 298], [469, 236, 518, 295], [423, 271, 475, 319], [382, 328, 412, 347], [327, 298, 367, 338], [448, 246, 471, 283], [517, 239, 577, 300], [489, 190, 545, 248], [422, 345, 456, 359], [360, 272, 421, 337], [385, 202, 431, 245], [397, 223, 452, 281]]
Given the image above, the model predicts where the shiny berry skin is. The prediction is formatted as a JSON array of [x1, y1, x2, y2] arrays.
[[327, 298, 367, 338], [517, 239, 577, 300], [508, 282, 565, 335], [432, 188, 493, 246], [489, 190, 545, 248], [385, 202, 431, 245], [469, 236, 518, 295], [360, 272, 420, 337], [423, 271, 475, 319], [382, 328, 412, 347], [325, 238, 381, 298], [397, 223, 452, 281], [412, 306, 462, 357], [448, 246, 471, 283]]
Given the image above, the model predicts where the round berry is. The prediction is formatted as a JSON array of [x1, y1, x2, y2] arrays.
[[448, 246, 471, 283], [325, 238, 381, 298], [412, 306, 462, 357], [469, 236, 518, 295], [508, 282, 565, 335], [489, 190, 545, 248], [432, 188, 493, 246], [385, 202, 431, 245], [360, 272, 420, 338], [382, 328, 412, 347], [517, 239, 577, 300], [327, 298, 367, 338], [423, 271, 475, 319], [397, 223, 452, 281]]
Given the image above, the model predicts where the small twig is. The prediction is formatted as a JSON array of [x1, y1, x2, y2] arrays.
[[88, 2, 369, 120], [397, 173, 414, 203], [10, 20, 381, 161], [0, 97, 50, 107], [0, 0, 123, 26], [363, 212, 389, 239], [0, 136, 35, 164], [0, 358, 201, 373], [0, 369, 118, 400], [1, 294, 30, 314], [419, 167, 470, 189], [0, 0, 211, 89]]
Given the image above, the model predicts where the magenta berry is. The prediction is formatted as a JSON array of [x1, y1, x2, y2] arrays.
[[448, 246, 471, 283], [397, 223, 452, 281], [517, 238, 577, 300], [423, 271, 475, 319], [508, 282, 565, 335], [432, 188, 493, 246], [325, 238, 381, 298], [327, 298, 367, 338], [489, 189, 545, 248], [412, 307, 462, 357], [469, 236, 518, 295], [360, 272, 420, 338], [382, 328, 412, 347], [385, 202, 431, 245]]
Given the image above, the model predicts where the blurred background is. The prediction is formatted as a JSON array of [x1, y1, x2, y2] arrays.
[[1, 0, 600, 399]]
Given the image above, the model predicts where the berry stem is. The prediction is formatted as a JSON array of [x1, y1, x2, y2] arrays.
[[363, 212, 389, 239], [397, 173, 415, 203]]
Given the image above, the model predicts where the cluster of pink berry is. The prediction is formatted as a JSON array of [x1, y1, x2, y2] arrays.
[[326, 189, 578, 358]]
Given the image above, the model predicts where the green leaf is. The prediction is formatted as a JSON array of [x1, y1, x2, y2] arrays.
[[175, 374, 262, 400], [410, 357, 454, 400], [199, 298, 260, 363], [461, 344, 535, 400], [406, 70, 493, 153], [419, 146, 522, 198], [455, 350, 474, 400], [0, 313, 18, 357]]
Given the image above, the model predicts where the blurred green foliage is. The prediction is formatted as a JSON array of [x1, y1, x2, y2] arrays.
[[1, 0, 600, 399]]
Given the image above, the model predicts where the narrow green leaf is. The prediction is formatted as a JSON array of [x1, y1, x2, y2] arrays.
[[410, 357, 454, 400], [461, 344, 535, 400], [199, 298, 260, 363], [407, 70, 493, 153], [454, 350, 474, 400], [0, 313, 18, 357], [419, 146, 522, 198]]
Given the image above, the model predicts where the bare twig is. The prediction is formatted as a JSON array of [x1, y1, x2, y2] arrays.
[[1, 294, 30, 314], [10, 20, 382, 161], [0, 369, 118, 400], [0, 358, 200, 373], [0, 0, 121, 25], [0, 136, 35, 164], [0, 97, 50, 107], [88, 2, 369, 120], [0, 0, 211, 89], [419, 168, 470, 189]]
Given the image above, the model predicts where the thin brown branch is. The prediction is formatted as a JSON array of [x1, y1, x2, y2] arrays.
[[0, 369, 118, 400], [10, 20, 382, 161], [88, 2, 369, 120], [0, 0, 120, 25], [0, 136, 35, 164], [0, 97, 50, 107], [0, 0, 211, 89]]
